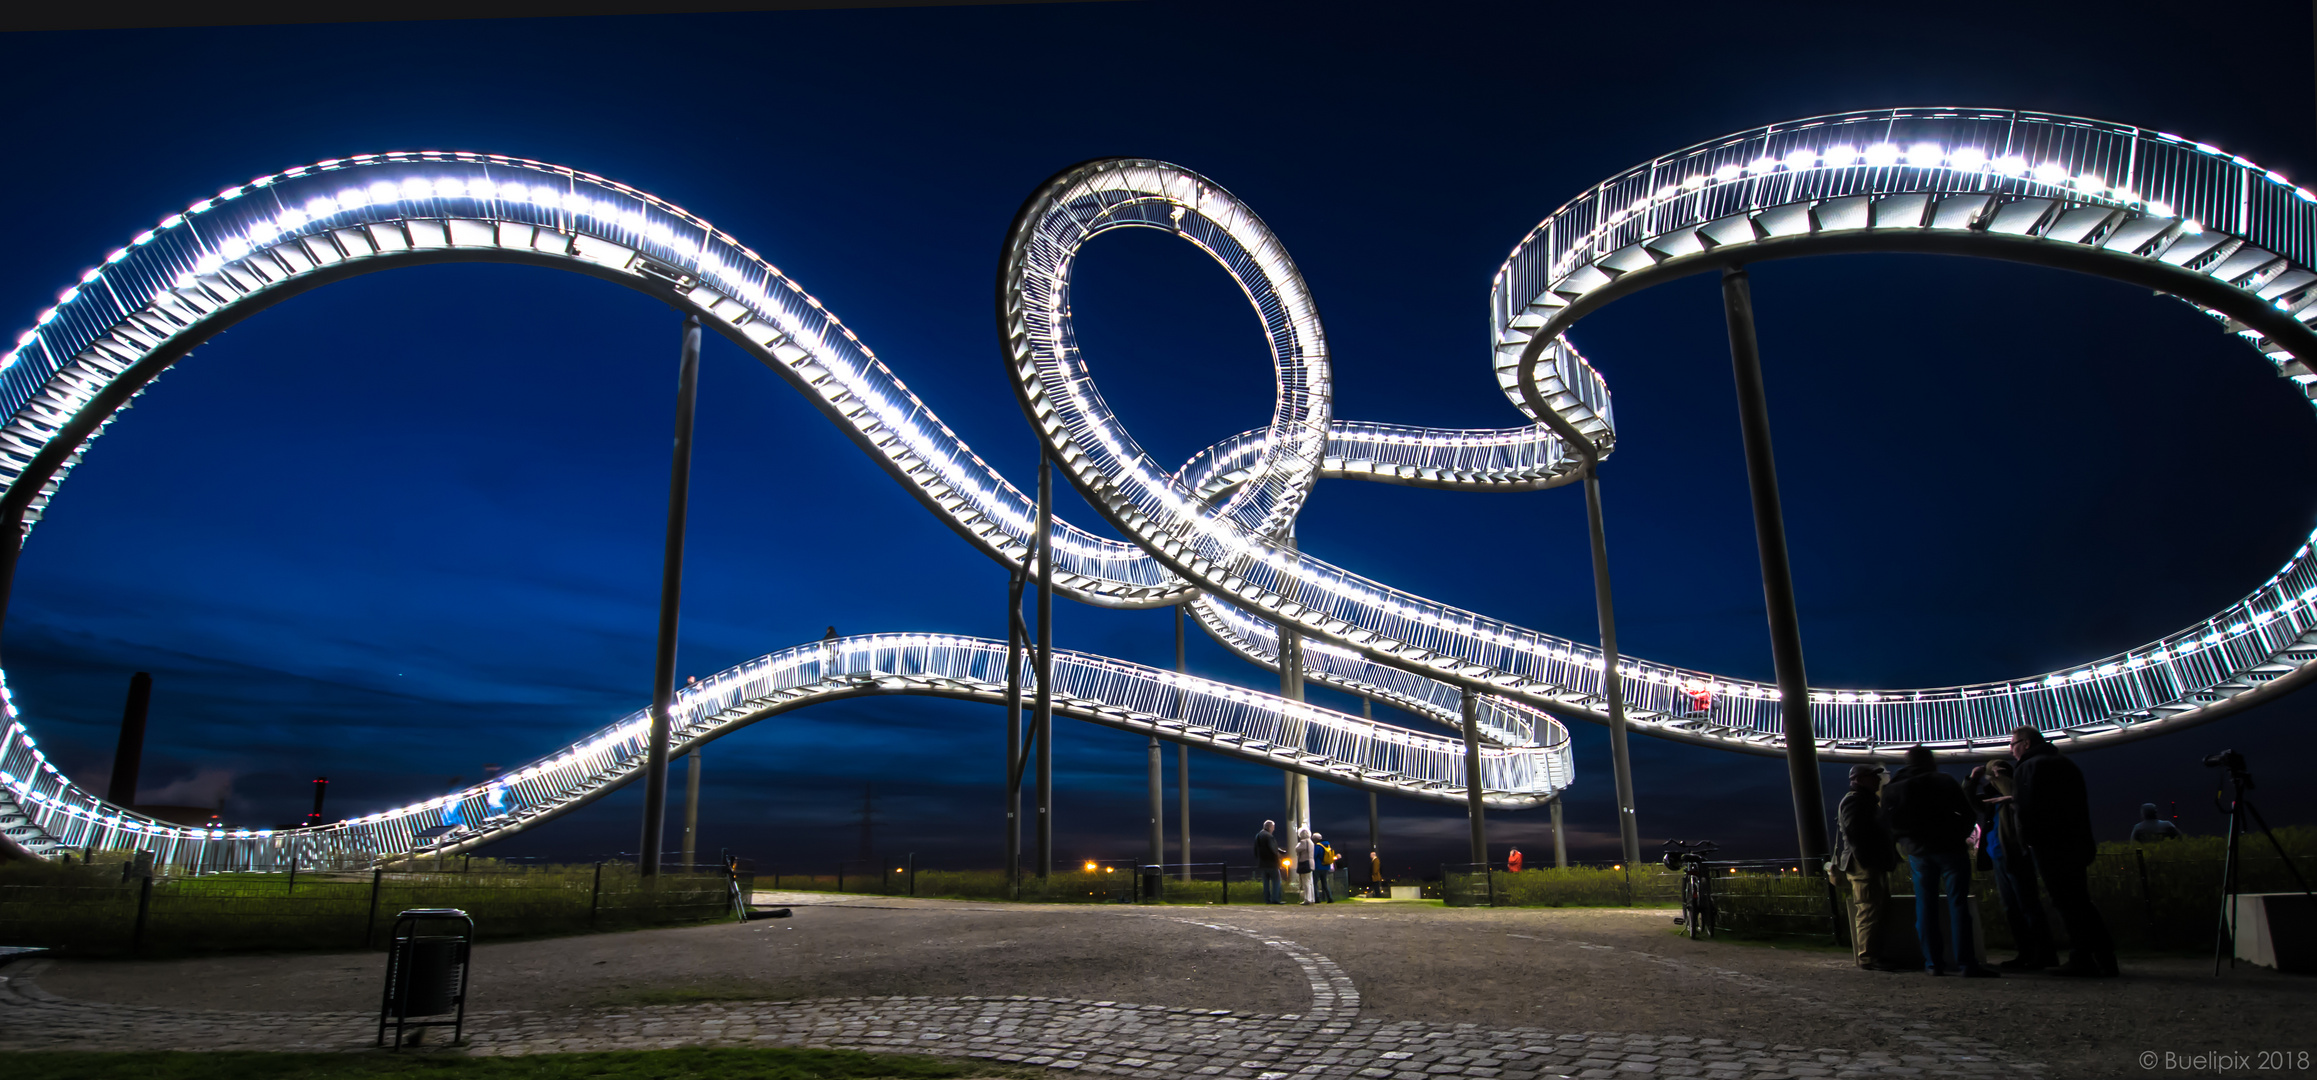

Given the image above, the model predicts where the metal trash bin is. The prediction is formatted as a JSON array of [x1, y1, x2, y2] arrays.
[[378, 908, 473, 1049], [1139, 864, 1164, 904]]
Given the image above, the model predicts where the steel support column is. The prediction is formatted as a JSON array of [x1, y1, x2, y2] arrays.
[[640, 315, 701, 877], [107, 672, 153, 807], [1460, 693, 1486, 866], [1175, 603, 1190, 881], [1721, 266, 1830, 871], [681, 749, 701, 869], [1550, 795, 1567, 868], [1034, 450, 1055, 880], [1004, 558, 1027, 891], [1364, 697, 1378, 869], [1583, 461, 1641, 869], [1279, 535, 1308, 844]]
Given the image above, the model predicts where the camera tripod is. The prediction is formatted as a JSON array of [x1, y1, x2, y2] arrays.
[[2212, 756, 2315, 974]]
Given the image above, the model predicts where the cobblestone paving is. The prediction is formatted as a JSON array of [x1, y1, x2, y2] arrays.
[[0, 915, 2039, 1079]]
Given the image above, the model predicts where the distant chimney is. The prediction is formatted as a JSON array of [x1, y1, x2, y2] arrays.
[[106, 672, 152, 806], [308, 776, 330, 826]]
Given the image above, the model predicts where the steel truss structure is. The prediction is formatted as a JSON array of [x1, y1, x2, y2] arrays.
[[3, 107, 2314, 867]]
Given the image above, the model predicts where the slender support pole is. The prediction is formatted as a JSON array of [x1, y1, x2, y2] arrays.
[[680, 750, 701, 869], [1721, 267, 1830, 871], [1460, 693, 1487, 866], [640, 316, 702, 877], [1176, 604, 1191, 882], [1004, 561, 1027, 891], [1550, 795, 1567, 868], [1147, 734, 1163, 872], [1278, 535, 1309, 843], [1364, 697, 1378, 863], [1034, 450, 1055, 880], [1582, 461, 1641, 869], [107, 672, 153, 807]]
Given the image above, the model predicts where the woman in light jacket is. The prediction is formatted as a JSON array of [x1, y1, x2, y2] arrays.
[[1294, 827, 1316, 904]]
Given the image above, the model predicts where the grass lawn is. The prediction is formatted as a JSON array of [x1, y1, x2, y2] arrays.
[[8, 1048, 1034, 1080]]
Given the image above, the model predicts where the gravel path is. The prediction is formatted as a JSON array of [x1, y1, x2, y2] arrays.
[[3, 893, 2308, 1079]]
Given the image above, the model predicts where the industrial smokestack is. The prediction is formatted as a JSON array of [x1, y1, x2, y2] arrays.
[[308, 776, 329, 827], [106, 672, 152, 807]]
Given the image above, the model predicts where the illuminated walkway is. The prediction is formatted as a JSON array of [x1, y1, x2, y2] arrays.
[[8, 107, 2317, 864]]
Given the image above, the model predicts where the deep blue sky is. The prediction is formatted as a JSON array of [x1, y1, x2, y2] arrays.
[[2, 1, 2312, 875]]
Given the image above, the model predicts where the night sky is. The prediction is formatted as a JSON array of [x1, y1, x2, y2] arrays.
[[2, 1, 2313, 877]]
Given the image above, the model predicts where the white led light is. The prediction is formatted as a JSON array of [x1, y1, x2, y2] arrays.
[[1993, 154, 2028, 176], [219, 238, 250, 260], [1711, 163, 1741, 182], [399, 177, 433, 200], [193, 253, 223, 274], [366, 181, 397, 203], [1949, 147, 1986, 170], [1782, 148, 1816, 169], [2148, 200, 2174, 217], [2032, 161, 2069, 183], [337, 187, 371, 209], [1862, 143, 1899, 167], [1906, 142, 1941, 164], [1823, 144, 1859, 165]]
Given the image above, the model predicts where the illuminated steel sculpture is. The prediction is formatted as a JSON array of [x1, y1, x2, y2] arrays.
[[4, 107, 2316, 868]]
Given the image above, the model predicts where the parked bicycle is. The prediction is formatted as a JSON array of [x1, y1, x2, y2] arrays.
[[1661, 838, 1720, 939]]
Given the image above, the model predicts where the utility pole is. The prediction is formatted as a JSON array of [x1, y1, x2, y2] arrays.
[[640, 315, 701, 877], [1721, 266, 1829, 871]]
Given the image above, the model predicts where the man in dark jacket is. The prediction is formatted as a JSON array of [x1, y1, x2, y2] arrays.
[[1882, 745, 2000, 977], [1254, 820, 1283, 904], [2005, 727, 2117, 976], [1830, 764, 1903, 971]]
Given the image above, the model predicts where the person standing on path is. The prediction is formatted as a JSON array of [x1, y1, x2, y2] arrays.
[[1325, 834, 1343, 903], [1254, 820, 1283, 904], [1369, 848, 1383, 897], [1831, 764, 1903, 972], [1999, 726, 2118, 977], [1882, 745, 2001, 978], [1970, 757, 2055, 971], [1294, 827, 1316, 905]]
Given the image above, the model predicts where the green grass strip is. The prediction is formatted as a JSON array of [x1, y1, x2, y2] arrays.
[[6, 1048, 1030, 1080]]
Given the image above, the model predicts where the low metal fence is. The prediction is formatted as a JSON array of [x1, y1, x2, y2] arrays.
[[0, 863, 747, 956]]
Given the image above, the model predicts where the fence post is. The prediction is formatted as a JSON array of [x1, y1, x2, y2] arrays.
[[364, 868, 382, 948], [1221, 865, 1229, 906], [590, 861, 604, 926], [287, 857, 297, 895], [131, 874, 152, 954]]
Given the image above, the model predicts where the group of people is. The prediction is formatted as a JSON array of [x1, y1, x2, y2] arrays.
[[1252, 819, 1341, 904], [1831, 725, 2117, 978]]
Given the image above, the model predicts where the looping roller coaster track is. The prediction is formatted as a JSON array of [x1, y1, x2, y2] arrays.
[[3, 107, 2314, 866]]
